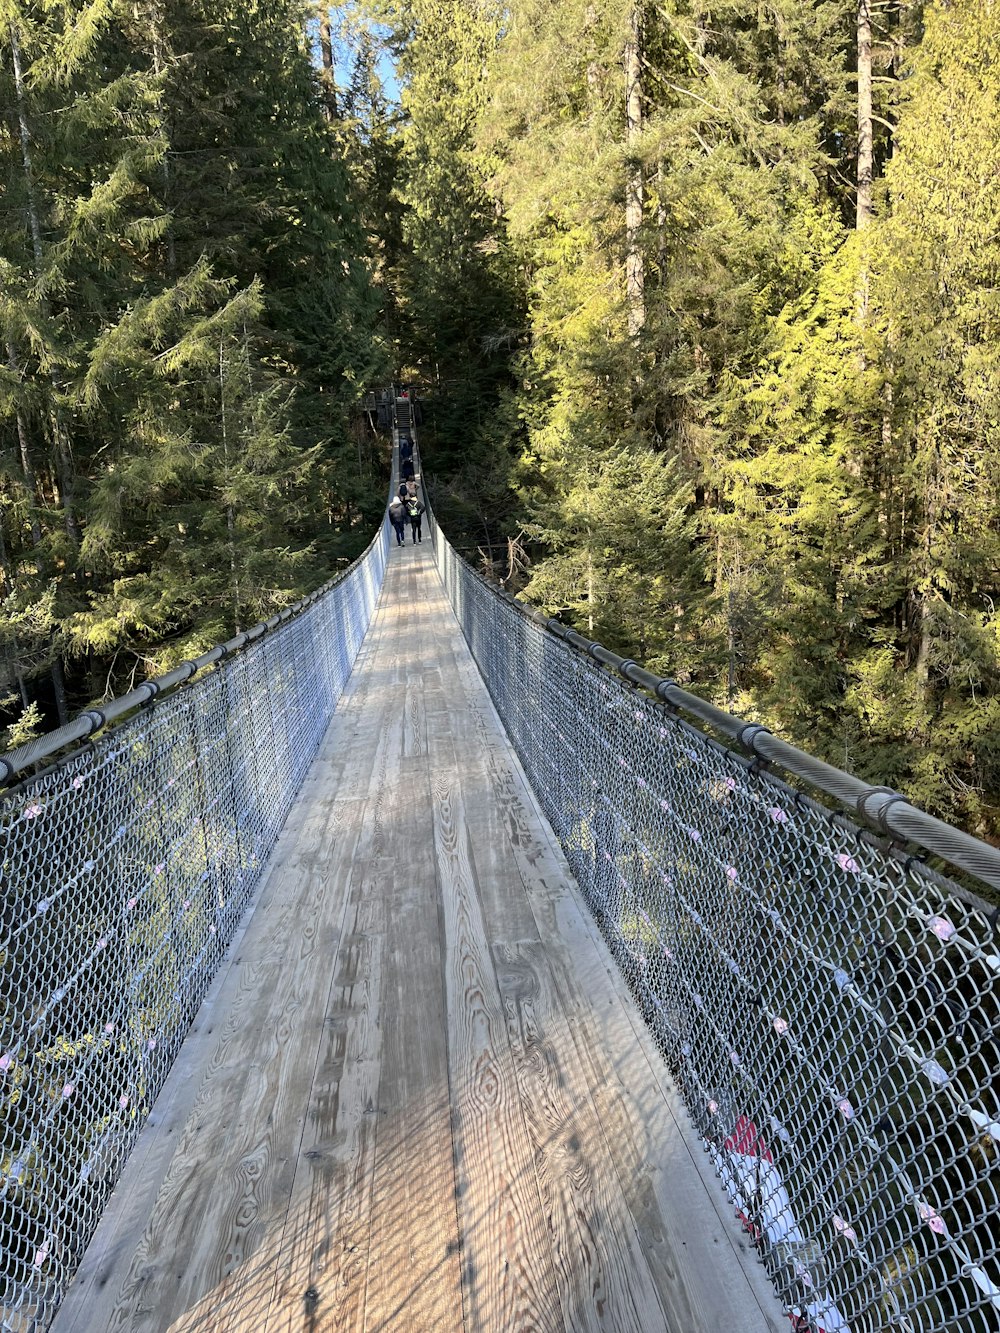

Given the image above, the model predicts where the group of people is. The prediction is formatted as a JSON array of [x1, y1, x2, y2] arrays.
[[389, 433, 425, 545]]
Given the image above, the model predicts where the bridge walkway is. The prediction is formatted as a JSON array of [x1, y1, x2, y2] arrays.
[[52, 540, 782, 1333]]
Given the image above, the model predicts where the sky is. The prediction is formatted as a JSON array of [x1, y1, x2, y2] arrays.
[[323, 5, 402, 107]]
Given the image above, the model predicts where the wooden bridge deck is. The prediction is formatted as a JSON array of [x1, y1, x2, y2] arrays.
[[53, 539, 782, 1333]]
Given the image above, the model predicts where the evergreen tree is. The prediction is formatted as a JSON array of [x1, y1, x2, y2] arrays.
[[373, 0, 525, 527], [864, 0, 1000, 831], [0, 0, 387, 737], [339, 19, 406, 379], [376, 0, 1000, 837], [1, 0, 176, 720]]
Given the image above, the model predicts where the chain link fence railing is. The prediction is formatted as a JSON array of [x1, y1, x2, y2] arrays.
[[432, 524, 1000, 1333], [0, 522, 388, 1332]]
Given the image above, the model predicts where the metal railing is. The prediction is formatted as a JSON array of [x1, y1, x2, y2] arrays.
[[0, 521, 388, 1331], [432, 525, 1000, 1333]]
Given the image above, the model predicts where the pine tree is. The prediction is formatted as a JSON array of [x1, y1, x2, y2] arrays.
[[864, 0, 1000, 832], [357, 0, 524, 550], [0, 0, 388, 733], [341, 24, 405, 355], [1, 0, 175, 720]]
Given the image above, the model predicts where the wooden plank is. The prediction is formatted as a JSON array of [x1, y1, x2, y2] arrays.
[[98, 783, 370, 1333], [264, 554, 458, 1333], [539, 884, 783, 1333], [424, 631, 542, 947], [362, 677, 464, 1332], [53, 579, 395, 1333], [260, 856, 385, 1333], [52, 758, 364, 1332], [52, 646, 393, 1326], [261, 651, 403, 1331], [429, 727, 565, 1333], [493, 940, 672, 1331]]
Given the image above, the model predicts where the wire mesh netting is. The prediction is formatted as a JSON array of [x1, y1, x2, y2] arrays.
[[0, 525, 388, 1332], [433, 528, 1000, 1333]]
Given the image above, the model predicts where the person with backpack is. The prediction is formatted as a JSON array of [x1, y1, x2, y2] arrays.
[[405, 492, 425, 543], [388, 495, 407, 546]]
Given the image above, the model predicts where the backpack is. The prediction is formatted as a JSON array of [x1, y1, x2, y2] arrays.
[[405, 497, 421, 519]]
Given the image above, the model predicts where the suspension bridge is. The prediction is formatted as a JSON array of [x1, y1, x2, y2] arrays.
[[2, 412, 999, 1333]]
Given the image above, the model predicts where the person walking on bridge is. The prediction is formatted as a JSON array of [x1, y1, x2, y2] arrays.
[[405, 492, 424, 543], [388, 495, 407, 546]]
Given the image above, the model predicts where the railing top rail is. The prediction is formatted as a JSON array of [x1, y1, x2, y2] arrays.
[[0, 514, 386, 790], [468, 568, 1000, 899]]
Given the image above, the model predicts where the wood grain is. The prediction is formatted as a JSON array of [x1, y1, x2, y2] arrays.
[[428, 593, 689, 1331], [493, 939, 671, 1332], [362, 682, 463, 1333], [431, 749, 564, 1333]]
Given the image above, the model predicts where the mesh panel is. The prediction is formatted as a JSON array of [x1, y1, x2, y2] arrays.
[[433, 526, 1000, 1333], [0, 526, 388, 1332]]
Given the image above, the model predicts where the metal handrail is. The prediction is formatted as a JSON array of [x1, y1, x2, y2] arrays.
[[458, 563, 1000, 896]]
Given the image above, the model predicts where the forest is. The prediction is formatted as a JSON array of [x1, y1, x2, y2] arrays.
[[0, 0, 390, 744], [3, 0, 1000, 841]]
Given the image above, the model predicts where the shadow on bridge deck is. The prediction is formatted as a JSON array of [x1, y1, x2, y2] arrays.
[[52, 541, 782, 1333]]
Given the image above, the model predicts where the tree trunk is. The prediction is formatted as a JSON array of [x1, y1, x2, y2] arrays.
[[0, 516, 30, 710], [586, 548, 595, 636], [856, 0, 874, 229], [655, 161, 666, 283], [585, 499, 596, 635], [219, 338, 241, 633], [50, 654, 69, 726], [9, 20, 81, 547], [624, 3, 645, 339], [6, 342, 43, 548], [319, 11, 338, 120], [776, 40, 785, 127], [4, 331, 67, 723], [9, 22, 44, 267], [912, 439, 941, 709], [854, 0, 874, 348], [148, 0, 177, 273]]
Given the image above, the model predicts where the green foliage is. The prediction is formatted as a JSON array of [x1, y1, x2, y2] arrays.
[[1, 698, 42, 748], [365, 0, 526, 539], [519, 444, 703, 671], [367, 0, 1000, 840], [0, 0, 387, 720]]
